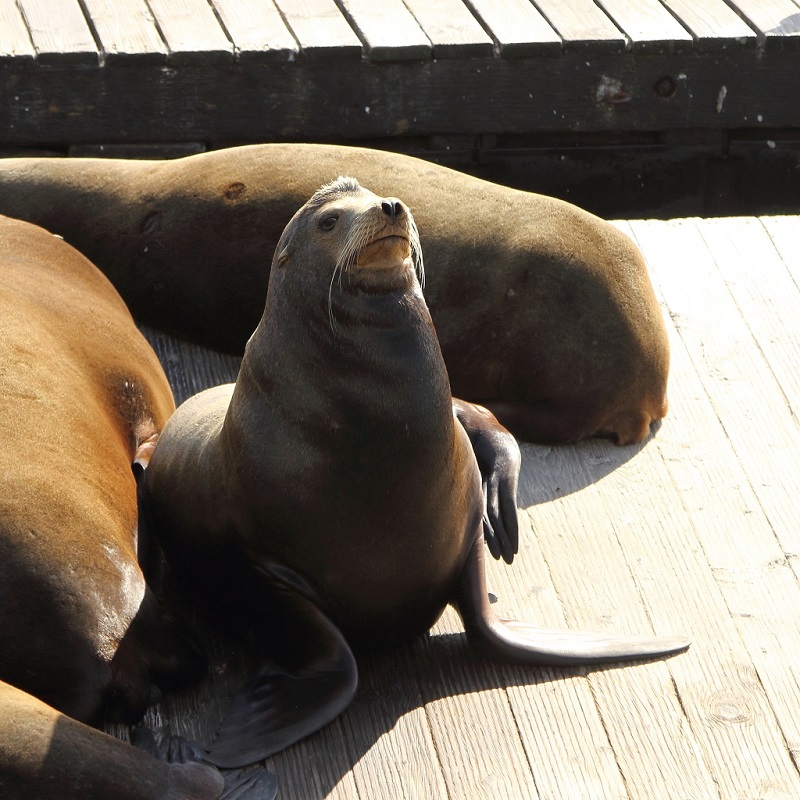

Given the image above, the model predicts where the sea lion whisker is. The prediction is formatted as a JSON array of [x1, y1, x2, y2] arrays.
[[328, 264, 342, 332], [338, 219, 376, 272], [408, 215, 424, 287]]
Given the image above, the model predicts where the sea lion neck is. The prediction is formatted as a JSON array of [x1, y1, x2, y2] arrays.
[[222, 276, 453, 456]]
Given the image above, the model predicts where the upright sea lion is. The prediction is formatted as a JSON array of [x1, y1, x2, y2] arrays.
[[140, 179, 689, 769], [0, 215, 236, 799], [0, 144, 669, 445]]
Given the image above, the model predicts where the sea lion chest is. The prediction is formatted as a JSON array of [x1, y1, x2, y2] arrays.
[[230, 293, 480, 642]]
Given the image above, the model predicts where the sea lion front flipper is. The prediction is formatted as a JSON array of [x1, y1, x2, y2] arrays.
[[206, 564, 358, 769], [455, 534, 691, 665], [452, 398, 521, 565]]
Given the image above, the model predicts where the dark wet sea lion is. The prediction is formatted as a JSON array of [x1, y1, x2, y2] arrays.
[[0, 144, 669, 445], [141, 179, 689, 769], [0, 215, 231, 798]]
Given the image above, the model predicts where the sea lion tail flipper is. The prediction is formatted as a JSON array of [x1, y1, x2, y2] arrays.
[[205, 565, 358, 769], [455, 535, 690, 666], [452, 398, 521, 565]]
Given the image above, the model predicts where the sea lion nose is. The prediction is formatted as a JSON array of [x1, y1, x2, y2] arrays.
[[381, 199, 404, 222]]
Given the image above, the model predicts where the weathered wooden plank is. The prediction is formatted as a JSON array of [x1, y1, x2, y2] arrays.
[[625, 218, 800, 783], [402, 0, 493, 59], [0, 0, 35, 61], [462, 0, 561, 56], [697, 217, 800, 424], [266, 718, 360, 800], [211, 0, 298, 62], [486, 512, 672, 800], [80, 0, 167, 65], [276, 0, 362, 59], [595, 0, 693, 52], [147, 0, 234, 64], [660, 0, 758, 50], [337, 0, 431, 60], [3, 41, 795, 147], [534, 0, 626, 54], [727, 0, 800, 47], [513, 442, 718, 800], [418, 613, 540, 800], [761, 214, 800, 288], [342, 645, 449, 799], [676, 217, 800, 558], [17, 0, 98, 64]]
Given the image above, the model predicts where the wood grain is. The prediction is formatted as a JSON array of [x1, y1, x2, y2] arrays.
[[80, 0, 167, 64], [276, 0, 362, 59], [462, 0, 561, 56], [211, 0, 298, 61], [595, 0, 693, 51], [147, 0, 234, 64], [336, 0, 431, 60], [534, 0, 626, 53], [0, 0, 35, 61], [727, 0, 800, 47], [17, 0, 98, 64], [402, 0, 493, 58], [660, 0, 757, 49]]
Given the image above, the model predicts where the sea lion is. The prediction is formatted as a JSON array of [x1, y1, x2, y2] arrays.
[[0, 215, 230, 799], [0, 143, 669, 445], [0, 679, 224, 800], [140, 179, 689, 769]]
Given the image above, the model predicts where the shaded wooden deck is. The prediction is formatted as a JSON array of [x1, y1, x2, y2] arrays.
[[2, 0, 800, 149], [120, 213, 800, 799]]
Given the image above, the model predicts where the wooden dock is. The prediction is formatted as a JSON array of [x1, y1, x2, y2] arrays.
[[8, 1, 800, 795], [1, 1, 798, 150], [120, 212, 800, 799]]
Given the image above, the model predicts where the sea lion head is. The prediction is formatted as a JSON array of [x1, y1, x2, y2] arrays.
[[271, 177, 424, 306]]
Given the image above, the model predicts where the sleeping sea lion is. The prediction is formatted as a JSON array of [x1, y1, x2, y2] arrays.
[[140, 179, 689, 769], [0, 215, 254, 799], [0, 144, 669, 445]]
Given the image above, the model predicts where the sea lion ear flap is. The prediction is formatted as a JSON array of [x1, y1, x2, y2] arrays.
[[275, 243, 291, 270], [273, 223, 296, 270]]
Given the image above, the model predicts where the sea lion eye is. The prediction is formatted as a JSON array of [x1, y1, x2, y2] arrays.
[[319, 215, 338, 232]]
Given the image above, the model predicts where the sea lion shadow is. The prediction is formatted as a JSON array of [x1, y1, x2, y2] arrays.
[[305, 631, 649, 795], [145, 614, 630, 796], [516, 422, 661, 507]]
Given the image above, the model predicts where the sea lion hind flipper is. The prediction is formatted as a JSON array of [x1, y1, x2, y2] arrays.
[[206, 564, 358, 769], [131, 728, 279, 799], [131, 725, 208, 764], [452, 398, 521, 565], [455, 535, 690, 666], [220, 767, 279, 800]]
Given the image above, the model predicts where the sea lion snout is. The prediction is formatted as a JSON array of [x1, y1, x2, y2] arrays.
[[380, 198, 404, 222]]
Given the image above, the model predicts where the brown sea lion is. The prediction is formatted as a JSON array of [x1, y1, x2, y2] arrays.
[[0, 144, 669, 445], [0, 679, 224, 800], [140, 179, 689, 769], [0, 215, 256, 799]]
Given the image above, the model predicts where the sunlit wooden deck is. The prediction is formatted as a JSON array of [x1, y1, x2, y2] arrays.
[[117, 213, 800, 799]]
